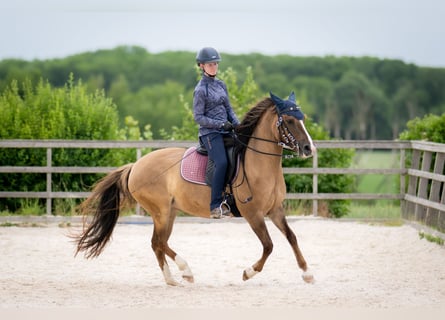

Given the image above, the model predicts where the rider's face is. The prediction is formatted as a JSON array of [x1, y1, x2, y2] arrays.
[[202, 62, 219, 76]]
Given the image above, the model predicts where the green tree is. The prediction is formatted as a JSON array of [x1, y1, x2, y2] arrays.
[[391, 82, 428, 138], [332, 71, 389, 139], [291, 76, 333, 121], [2, 47, 444, 141]]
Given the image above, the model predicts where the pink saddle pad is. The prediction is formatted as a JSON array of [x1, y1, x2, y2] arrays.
[[180, 147, 208, 185]]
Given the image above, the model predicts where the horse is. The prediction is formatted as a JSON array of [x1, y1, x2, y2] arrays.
[[74, 91, 316, 286]]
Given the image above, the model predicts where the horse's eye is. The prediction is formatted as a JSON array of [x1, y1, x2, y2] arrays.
[[285, 118, 296, 125]]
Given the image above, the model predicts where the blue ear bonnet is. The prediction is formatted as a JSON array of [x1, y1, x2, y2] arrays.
[[270, 91, 305, 120]]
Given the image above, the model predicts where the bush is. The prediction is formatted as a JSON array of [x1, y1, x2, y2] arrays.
[[0, 75, 145, 213], [399, 112, 445, 143]]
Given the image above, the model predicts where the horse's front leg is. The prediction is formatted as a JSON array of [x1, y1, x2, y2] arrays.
[[269, 209, 314, 283], [242, 217, 274, 281]]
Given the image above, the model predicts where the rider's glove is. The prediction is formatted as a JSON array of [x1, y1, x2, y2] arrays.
[[222, 121, 234, 131]]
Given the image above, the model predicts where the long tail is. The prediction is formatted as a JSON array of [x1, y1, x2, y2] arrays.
[[74, 163, 134, 259]]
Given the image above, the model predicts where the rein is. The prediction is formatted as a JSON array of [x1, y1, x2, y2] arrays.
[[234, 115, 300, 159]]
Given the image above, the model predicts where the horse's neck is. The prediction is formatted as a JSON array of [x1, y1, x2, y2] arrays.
[[245, 111, 283, 169]]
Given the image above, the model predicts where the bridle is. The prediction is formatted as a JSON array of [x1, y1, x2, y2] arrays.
[[234, 112, 303, 159], [276, 115, 301, 155]]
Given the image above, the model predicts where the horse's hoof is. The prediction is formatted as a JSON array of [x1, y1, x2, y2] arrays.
[[182, 275, 194, 283], [165, 278, 181, 286], [302, 271, 315, 284], [243, 266, 258, 281]]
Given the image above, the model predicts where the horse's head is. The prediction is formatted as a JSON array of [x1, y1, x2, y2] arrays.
[[270, 92, 316, 158]]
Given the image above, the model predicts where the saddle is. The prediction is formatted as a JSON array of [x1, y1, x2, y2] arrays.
[[180, 135, 241, 217]]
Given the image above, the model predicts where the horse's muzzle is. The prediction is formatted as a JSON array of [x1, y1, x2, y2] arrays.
[[300, 143, 316, 158]]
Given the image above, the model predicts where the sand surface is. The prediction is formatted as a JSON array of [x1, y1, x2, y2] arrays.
[[1, 217, 444, 309]]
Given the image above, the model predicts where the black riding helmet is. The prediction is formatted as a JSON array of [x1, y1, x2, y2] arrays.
[[196, 47, 221, 66]]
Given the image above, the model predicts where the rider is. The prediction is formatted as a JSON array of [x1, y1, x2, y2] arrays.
[[193, 47, 240, 219]]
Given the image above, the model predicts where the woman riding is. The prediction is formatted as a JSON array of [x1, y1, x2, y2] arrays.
[[193, 47, 240, 219]]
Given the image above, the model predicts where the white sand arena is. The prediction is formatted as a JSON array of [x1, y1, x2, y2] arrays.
[[0, 216, 444, 310]]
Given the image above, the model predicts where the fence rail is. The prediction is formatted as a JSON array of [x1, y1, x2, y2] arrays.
[[1, 139, 444, 231]]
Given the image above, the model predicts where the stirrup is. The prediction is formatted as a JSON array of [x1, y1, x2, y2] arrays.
[[220, 201, 231, 217]]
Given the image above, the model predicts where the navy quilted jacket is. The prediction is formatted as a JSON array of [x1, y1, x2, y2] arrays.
[[193, 75, 240, 137]]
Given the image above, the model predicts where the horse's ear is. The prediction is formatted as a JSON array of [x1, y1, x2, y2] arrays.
[[288, 91, 296, 103], [270, 91, 282, 105]]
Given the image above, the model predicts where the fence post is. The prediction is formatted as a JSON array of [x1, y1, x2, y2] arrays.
[[405, 149, 421, 219], [312, 151, 318, 216], [399, 149, 406, 216], [426, 152, 445, 226], [441, 162, 445, 231], [46, 147, 52, 216], [415, 151, 432, 222], [135, 148, 142, 216]]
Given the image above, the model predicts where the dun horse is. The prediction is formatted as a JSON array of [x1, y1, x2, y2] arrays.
[[75, 92, 316, 285]]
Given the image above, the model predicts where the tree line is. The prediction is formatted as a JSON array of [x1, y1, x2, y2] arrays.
[[1, 45, 444, 140]]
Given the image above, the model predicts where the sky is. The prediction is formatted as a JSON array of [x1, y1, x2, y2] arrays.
[[1, 0, 445, 67]]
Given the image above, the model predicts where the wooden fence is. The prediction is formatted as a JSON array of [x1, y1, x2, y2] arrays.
[[1, 139, 444, 231]]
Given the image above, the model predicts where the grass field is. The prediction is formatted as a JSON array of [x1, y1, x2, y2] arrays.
[[353, 150, 400, 194], [345, 202, 401, 221], [346, 150, 402, 220]]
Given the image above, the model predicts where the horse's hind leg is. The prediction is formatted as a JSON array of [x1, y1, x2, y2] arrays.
[[151, 222, 178, 285], [269, 207, 314, 283], [164, 246, 194, 283], [163, 209, 194, 283], [151, 207, 194, 286]]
